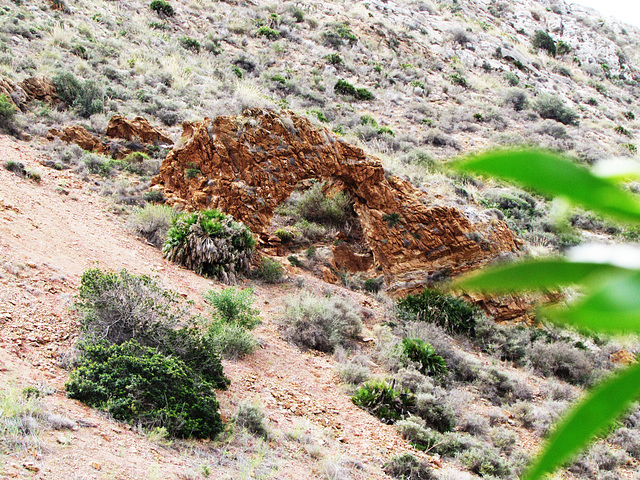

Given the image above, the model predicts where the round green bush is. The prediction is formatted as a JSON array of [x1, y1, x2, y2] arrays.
[[352, 380, 415, 424], [66, 340, 223, 439], [149, 0, 174, 17], [162, 210, 255, 283], [400, 338, 448, 378]]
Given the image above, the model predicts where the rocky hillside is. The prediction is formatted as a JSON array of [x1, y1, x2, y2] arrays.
[[2, 0, 640, 164], [2, 1, 640, 480]]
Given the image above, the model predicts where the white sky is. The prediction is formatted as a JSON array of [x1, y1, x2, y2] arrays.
[[569, 0, 640, 28]]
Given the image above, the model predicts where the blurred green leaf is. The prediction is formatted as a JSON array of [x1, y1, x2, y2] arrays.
[[524, 362, 640, 480], [543, 270, 640, 334], [453, 149, 640, 224], [454, 259, 631, 293]]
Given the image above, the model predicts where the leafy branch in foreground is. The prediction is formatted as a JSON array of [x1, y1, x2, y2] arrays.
[[452, 148, 640, 480]]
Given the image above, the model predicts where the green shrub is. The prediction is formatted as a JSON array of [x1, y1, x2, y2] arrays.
[[533, 93, 578, 126], [355, 88, 374, 100], [234, 402, 268, 438], [556, 40, 572, 56], [363, 277, 383, 293], [395, 416, 442, 451], [52, 72, 103, 118], [66, 340, 222, 438], [295, 183, 352, 228], [396, 289, 476, 335], [4, 160, 26, 177], [273, 228, 294, 243], [149, 0, 174, 17], [322, 23, 358, 49], [333, 80, 373, 100], [324, 53, 343, 65], [288, 255, 302, 267], [334, 79, 356, 96], [458, 445, 513, 478], [414, 392, 456, 432], [400, 338, 448, 378], [383, 453, 436, 480], [504, 88, 529, 111], [253, 257, 285, 283], [503, 71, 519, 86], [206, 322, 257, 359], [382, 213, 400, 228], [623, 111, 635, 121], [282, 291, 362, 353], [128, 204, 179, 248], [352, 380, 415, 424], [52, 71, 82, 107], [256, 26, 280, 39], [179, 37, 200, 53], [532, 30, 556, 56], [449, 73, 469, 87], [614, 125, 633, 138], [203, 287, 260, 330], [0, 94, 17, 131], [163, 210, 255, 283]]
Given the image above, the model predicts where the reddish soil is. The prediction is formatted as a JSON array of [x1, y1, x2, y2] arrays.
[[0, 135, 420, 479]]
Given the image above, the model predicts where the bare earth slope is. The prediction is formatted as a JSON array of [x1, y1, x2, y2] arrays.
[[0, 135, 418, 479]]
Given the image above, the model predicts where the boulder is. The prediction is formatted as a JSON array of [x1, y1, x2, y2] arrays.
[[151, 109, 521, 296], [106, 115, 173, 146], [47, 126, 108, 154]]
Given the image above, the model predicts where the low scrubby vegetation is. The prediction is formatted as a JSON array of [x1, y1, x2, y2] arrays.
[[282, 291, 362, 353], [66, 268, 230, 439], [203, 287, 260, 359]]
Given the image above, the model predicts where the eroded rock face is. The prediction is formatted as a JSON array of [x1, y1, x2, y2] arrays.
[[106, 115, 173, 146], [152, 109, 522, 295], [47, 126, 108, 154], [48, 115, 171, 159], [0, 76, 57, 110], [20, 77, 57, 105]]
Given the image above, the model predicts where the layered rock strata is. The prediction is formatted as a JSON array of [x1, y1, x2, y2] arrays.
[[152, 109, 522, 295]]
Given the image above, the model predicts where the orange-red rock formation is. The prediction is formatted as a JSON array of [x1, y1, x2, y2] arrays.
[[152, 109, 522, 294], [47, 125, 108, 154], [0, 76, 57, 110], [106, 115, 173, 146], [48, 115, 172, 159]]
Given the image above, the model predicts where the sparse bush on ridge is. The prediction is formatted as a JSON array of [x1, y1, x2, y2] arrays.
[[128, 204, 178, 248], [532, 30, 556, 57], [282, 291, 362, 353], [383, 453, 436, 480], [534, 93, 579, 126]]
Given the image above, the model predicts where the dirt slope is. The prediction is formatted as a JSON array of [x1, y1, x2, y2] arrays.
[[0, 135, 419, 479]]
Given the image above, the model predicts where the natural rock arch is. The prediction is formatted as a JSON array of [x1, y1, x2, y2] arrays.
[[151, 109, 520, 293]]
